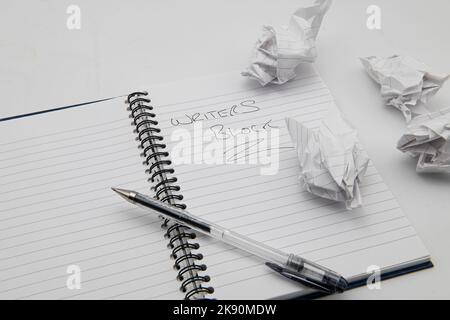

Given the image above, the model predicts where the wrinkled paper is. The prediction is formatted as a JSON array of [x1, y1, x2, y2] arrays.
[[360, 55, 449, 122], [286, 113, 370, 209], [242, 0, 332, 86], [397, 108, 450, 173]]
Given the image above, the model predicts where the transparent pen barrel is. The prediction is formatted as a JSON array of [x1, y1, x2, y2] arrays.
[[210, 226, 289, 266], [209, 226, 346, 291]]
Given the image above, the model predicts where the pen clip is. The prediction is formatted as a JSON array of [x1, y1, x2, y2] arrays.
[[265, 262, 333, 294]]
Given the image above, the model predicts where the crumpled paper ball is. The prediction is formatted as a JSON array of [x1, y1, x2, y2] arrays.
[[242, 0, 332, 86], [286, 113, 370, 209], [397, 108, 450, 173], [360, 55, 449, 122]]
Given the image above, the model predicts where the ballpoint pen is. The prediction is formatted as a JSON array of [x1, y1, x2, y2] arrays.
[[112, 187, 348, 294]]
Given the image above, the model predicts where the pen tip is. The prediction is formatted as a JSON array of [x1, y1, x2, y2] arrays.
[[111, 187, 132, 199]]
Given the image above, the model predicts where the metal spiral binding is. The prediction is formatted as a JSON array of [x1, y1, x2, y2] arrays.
[[126, 91, 214, 299]]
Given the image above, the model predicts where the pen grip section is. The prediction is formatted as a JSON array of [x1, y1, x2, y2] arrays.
[[286, 254, 348, 292]]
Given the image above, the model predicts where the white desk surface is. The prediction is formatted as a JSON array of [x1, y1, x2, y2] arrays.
[[1, 0, 449, 299]]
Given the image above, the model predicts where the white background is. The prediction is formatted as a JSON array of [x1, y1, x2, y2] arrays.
[[0, 0, 449, 299]]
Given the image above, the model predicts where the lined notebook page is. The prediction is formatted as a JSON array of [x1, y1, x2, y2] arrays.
[[150, 65, 430, 299], [0, 99, 182, 299]]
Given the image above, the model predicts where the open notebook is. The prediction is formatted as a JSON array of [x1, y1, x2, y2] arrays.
[[0, 66, 431, 299]]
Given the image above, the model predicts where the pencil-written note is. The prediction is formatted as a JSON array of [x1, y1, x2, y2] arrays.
[[161, 74, 331, 176], [170, 99, 261, 127]]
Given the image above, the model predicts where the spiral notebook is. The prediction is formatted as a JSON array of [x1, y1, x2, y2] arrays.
[[0, 66, 431, 299]]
